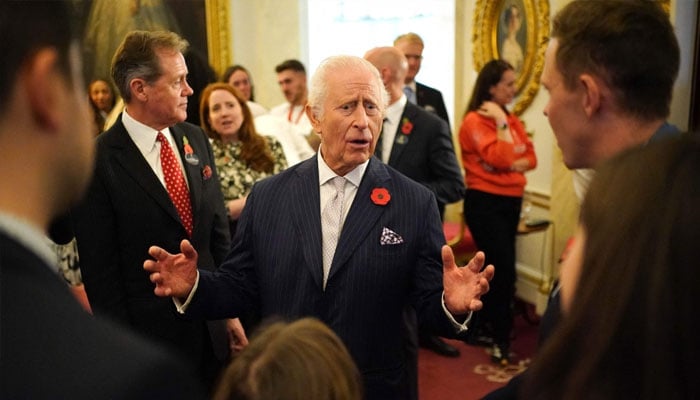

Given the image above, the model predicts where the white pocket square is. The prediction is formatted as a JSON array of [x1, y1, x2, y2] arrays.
[[380, 227, 404, 245]]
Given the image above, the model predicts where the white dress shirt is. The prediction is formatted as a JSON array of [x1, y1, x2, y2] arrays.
[[380, 95, 407, 163], [317, 146, 367, 221], [121, 110, 189, 189]]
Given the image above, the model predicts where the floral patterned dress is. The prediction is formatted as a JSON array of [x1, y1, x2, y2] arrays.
[[212, 135, 287, 207]]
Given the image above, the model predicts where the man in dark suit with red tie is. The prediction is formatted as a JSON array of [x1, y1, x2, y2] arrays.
[[72, 30, 233, 389], [395, 32, 451, 128], [0, 4, 204, 398], [144, 55, 494, 400]]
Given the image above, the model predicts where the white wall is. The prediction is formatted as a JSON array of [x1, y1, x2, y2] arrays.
[[229, 0, 304, 110]]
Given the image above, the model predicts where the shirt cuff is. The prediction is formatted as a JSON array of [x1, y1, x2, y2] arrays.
[[441, 291, 472, 333], [173, 270, 200, 314]]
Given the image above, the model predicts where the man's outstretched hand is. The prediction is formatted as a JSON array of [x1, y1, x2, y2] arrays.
[[143, 239, 199, 299], [442, 245, 495, 315]]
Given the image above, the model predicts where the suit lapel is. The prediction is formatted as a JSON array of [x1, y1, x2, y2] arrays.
[[108, 120, 181, 225], [170, 125, 203, 218], [388, 104, 417, 165], [329, 158, 391, 281], [415, 82, 425, 105], [290, 157, 325, 288]]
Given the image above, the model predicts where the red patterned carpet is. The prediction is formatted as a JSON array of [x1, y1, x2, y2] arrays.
[[418, 306, 539, 400]]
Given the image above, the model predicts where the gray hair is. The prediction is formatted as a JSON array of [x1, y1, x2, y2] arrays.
[[307, 55, 389, 119]]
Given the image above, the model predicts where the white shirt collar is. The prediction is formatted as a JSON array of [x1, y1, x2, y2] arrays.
[[0, 212, 57, 272], [386, 95, 408, 125], [121, 109, 173, 154], [317, 147, 368, 188]]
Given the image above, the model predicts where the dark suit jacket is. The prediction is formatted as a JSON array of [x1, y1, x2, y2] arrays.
[[72, 118, 230, 370], [416, 82, 450, 128], [0, 233, 204, 399], [386, 102, 464, 216], [384, 102, 465, 400], [185, 156, 458, 399]]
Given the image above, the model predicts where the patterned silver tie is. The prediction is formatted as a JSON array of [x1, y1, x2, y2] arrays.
[[403, 86, 416, 104], [321, 176, 346, 289]]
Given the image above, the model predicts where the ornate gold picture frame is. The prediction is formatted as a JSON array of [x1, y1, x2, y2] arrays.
[[205, 0, 231, 75], [472, 0, 550, 115]]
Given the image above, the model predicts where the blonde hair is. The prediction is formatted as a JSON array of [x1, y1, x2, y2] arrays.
[[393, 32, 424, 47]]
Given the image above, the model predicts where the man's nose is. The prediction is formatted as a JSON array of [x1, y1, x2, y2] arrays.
[[352, 107, 370, 128], [183, 80, 194, 96]]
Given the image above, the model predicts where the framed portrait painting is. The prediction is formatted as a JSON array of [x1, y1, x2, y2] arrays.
[[473, 0, 549, 115], [75, 0, 230, 83]]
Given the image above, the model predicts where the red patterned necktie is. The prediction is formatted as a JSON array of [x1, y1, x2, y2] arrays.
[[157, 132, 193, 237]]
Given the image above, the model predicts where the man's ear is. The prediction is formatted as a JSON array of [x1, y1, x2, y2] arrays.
[[380, 67, 392, 86], [25, 48, 62, 132], [130, 78, 148, 102], [579, 74, 601, 118], [305, 104, 322, 135]]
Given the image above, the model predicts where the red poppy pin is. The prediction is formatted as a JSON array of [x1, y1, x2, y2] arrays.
[[182, 136, 200, 165], [401, 117, 413, 135], [182, 136, 194, 154], [202, 165, 212, 180], [371, 187, 391, 206]]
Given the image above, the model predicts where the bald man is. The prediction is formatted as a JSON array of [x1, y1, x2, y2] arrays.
[[365, 46, 465, 398]]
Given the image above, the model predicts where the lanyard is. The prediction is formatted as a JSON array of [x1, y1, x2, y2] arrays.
[[287, 105, 305, 124]]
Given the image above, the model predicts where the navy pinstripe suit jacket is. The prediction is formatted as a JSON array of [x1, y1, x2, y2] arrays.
[[187, 155, 456, 399]]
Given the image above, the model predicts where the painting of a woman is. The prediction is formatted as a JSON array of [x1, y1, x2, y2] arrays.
[[499, 2, 526, 75]]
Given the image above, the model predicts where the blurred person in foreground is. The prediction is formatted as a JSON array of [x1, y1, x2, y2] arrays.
[[524, 136, 700, 399], [484, 1, 680, 398], [0, 2, 202, 398], [214, 317, 362, 400]]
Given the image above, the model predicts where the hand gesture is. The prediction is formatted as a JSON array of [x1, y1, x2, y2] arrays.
[[511, 157, 531, 172], [226, 318, 249, 355], [442, 245, 495, 315], [143, 239, 199, 299], [477, 101, 507, 124]]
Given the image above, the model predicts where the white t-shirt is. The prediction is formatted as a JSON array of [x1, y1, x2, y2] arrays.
[[269, 103, 313, 137]]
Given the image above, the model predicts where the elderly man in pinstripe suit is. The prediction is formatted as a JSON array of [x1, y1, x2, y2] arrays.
[[145, 55, 494, 400]]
